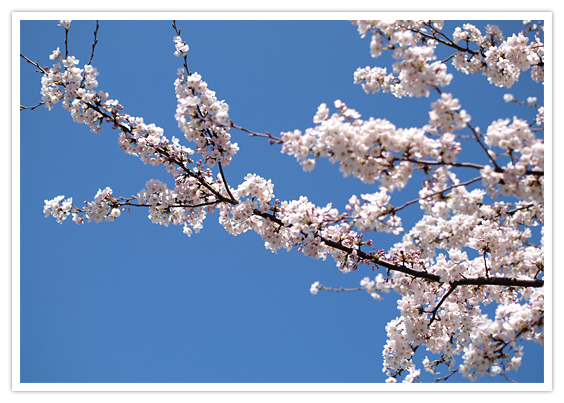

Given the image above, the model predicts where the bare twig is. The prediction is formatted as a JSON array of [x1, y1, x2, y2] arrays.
[[20, 53, 47, 74], [465, 122, 501, 170], [318, 285, 365, 293], [86, 21, 100, 66], [20, 102, 45, 111], [64, 24, 69, 59], [434, 369, 459, 383], [228, 121, 283, 144]]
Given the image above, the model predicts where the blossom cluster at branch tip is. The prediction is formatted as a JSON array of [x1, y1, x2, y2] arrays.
[[173, 35, 189, 57], [174, 55, 238, 167], [58, 20, 71, 29]]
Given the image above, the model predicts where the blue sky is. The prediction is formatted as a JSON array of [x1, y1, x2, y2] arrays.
[[18, 17, 545, 386]]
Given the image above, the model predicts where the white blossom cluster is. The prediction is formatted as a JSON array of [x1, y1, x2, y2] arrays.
[[345, 190, 403, 234], [481, 117, 544, 202], [174, 58, 238, 167], [136, 178, 208, 236], [40, 52, 101, 127], [351, 20, 544, 92], [43, 195, 74, 224], [351, 20, 452, 98], [483, 32, 544, 88], [451, 24, 544, 88], [359, 273, 395, 300], [44, 188, 120, 225], [459, 288, 544, 380], [80, 187, 122, 224], [353, 66, 404, 96], [356, 162, 543, 381], [219, 173, 275, 236], [218, 190, 364, 273], [428, 92, 471, 135], [44, 187, 121, 225], [173, 35, 189, 57], [117, 115, 196, 175], [281, 100, 463, 189]]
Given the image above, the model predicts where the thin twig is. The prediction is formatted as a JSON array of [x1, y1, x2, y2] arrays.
[[434, 369, 459, 383], [318, 285, 365, 293], [218, 162, 237, 203], [465, 122, 501, 170], [228, 121, 283, 144], [86, 21, 100, 66], [428, 284, 458, 326], [390, 176, 482, 215], [20, 53, 47, 74], [20, 102, 45, 111], [64, 25, 69, 59], [398, 157, 486, 171]]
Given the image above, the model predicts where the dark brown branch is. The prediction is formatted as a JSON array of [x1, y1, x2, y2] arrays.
[[250, 205, 544, 289], [428, 284, 458, 326], [218, 162, 237, 203], [86, 21, 100, 66], [20, 53, 48, 74], [318, 235, 543, 288], [112, 200, 220, 209], [465, 122, 501, 170], [20, 102, 45, 111], [415, 24, 480, 56], [64, 23, 69, 59]]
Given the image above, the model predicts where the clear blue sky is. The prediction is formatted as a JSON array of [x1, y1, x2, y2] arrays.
[[18, 17, 545, 385]]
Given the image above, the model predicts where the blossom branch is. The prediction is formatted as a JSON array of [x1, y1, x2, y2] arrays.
[[319, 234, 543, 288], [250, 202, 544, 289], [172, 20, 191, 75], [27, 19, 545, 383], [77, 97, 233, 207]]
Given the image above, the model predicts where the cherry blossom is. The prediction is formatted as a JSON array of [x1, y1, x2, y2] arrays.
[[23, 18, 545, 384]]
